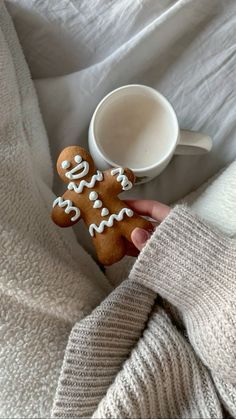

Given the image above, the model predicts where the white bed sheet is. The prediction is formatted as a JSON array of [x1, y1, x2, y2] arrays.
[[6, 0, 236, 254]]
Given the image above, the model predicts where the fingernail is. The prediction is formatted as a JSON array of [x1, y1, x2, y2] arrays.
[[134, 228, 150, 246]]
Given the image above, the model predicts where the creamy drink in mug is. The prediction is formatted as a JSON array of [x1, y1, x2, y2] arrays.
[[89, 85, 212, 184]]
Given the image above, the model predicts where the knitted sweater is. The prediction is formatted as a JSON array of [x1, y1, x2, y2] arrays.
[[52, 206, 236, 418]]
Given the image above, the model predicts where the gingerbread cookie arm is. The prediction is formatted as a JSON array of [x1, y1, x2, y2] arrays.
[[51, 191, 81, 227], [104, 168, 135, 193]]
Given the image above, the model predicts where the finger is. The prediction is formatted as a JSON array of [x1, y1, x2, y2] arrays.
[[125, 200, 170, 222], [131, 228, 152, 251]]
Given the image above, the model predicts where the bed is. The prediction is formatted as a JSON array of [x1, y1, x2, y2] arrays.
[[6, 0, 236, 254]]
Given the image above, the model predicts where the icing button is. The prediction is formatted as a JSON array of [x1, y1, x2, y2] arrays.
[[89, 191, 98, 201], [101, 208, 109, 217], [93, 199, 103, 209]]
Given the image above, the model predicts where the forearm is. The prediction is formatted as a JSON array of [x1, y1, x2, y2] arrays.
[[52, 279, 156, 418], [130, 206, 236, 380], [93, 305, 222, 419]]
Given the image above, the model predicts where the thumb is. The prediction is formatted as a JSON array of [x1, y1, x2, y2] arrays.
[[131, 228, 151, 251]]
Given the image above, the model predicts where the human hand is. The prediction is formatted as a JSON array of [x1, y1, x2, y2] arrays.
[[126, 200, 171, 252]]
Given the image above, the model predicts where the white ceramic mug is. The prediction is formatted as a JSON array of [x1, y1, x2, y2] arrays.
[[88, 84, 212, 184]]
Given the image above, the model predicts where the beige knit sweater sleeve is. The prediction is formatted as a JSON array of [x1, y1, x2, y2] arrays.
[[52, 206, 236, 418], [131, 205, 236, 381]]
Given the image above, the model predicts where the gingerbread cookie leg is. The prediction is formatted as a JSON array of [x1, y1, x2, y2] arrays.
[[92, 229, 126, 266]]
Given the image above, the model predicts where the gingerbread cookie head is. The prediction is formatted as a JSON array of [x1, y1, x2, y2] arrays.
[[52, 146, 153, 265], [57, 146, 95, 184]]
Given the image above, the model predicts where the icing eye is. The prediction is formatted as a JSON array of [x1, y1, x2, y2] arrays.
[[74, 155, 82, 164], [61, 160, 70, 170]]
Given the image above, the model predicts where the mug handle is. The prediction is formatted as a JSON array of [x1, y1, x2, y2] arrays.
[[175, 130, 212, 155]]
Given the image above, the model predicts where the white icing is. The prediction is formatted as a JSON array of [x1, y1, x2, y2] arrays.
[[111, 168, 133, 190], [61, 160, 70, 169], [89, 208, 133, 237], [74, 155, 82, 164], [93, 199, 102, 209], [53, 197, 80, 222], [101, 208, 109, 217], [89, 191, 98, 201], [65, 155, 89, 180], [67, 171, 103, 193]]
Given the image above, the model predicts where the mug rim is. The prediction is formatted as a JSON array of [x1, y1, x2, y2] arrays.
[[89, 84, 179, 173]]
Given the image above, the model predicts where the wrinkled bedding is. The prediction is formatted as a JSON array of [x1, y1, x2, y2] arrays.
[[6, 0, 236, 254]]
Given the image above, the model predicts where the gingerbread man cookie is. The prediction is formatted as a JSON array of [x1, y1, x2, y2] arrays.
[[52, 146, 153, 265]]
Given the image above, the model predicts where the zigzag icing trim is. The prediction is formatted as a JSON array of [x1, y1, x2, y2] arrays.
[[111, 168, 133, 190], [89, 208, 134, 237], [53, 197, 80, 222], [67, 170, 103, 193]]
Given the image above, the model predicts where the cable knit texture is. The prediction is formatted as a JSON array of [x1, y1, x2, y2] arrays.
[[52, 281, 156, 418], [53, 207, 236, 418], [93, 306, 222, 419], [131, 206, 236, 381]]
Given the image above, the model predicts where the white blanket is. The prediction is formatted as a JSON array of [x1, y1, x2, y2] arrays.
[[0, 4, 111, 417], [1, 1, 236, 417], [6, 0, 236, 255]]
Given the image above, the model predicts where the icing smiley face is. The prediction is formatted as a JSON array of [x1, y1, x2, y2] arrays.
[[61, 154, 89, 180], [57, 146, 95, 184]]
